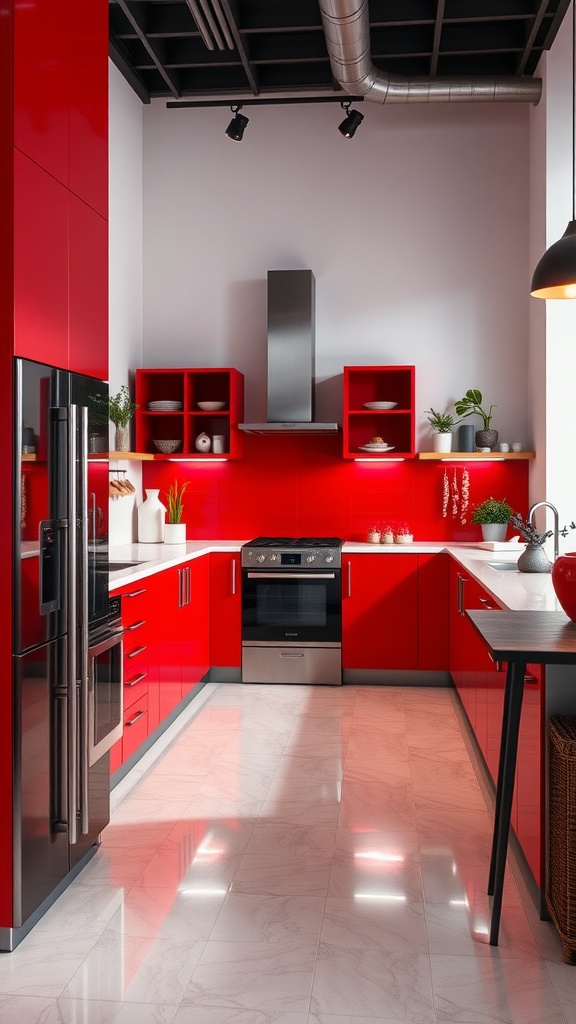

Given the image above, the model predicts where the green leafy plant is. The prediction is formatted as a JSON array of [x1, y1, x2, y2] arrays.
[[424, 408, 457, 433], [471, 496, 513, 525], [109, 386, 138, 428], [455, 389, 495, 430], [165, 480, 188, 524]]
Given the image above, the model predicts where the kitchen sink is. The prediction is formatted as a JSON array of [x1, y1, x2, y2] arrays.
[[487, 561, 519, 572], [109, 561, 142, 570]]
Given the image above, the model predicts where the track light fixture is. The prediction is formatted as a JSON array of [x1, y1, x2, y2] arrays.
[[338, 100, 363, 139], [225, 105, 249, 141]]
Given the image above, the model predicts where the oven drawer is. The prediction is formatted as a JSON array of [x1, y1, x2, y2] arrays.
[[242, 644, 342, 685]]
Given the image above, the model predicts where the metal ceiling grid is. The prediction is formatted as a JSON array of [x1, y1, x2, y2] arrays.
[[109, 0, 571, 104]]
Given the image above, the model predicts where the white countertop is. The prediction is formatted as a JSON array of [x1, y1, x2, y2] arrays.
[[108, 539, 563, 615]]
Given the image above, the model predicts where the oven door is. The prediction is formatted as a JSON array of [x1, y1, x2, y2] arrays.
[[88, 628, 123, 766], [242, 569, 341, 644]]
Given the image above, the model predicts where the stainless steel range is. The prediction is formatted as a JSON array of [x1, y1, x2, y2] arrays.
[[241, 537, 343, 685]]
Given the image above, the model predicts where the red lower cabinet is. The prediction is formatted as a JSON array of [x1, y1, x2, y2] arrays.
[[122, 694, 149, 763], [210, 552, 241, 669], [110, 576, 158, 770], [342, 554, 418, 670], [417, 553, 449, 670], [182, 555, 210, 698], [155, 567, 184, 721], [448, 556, 543, 888]]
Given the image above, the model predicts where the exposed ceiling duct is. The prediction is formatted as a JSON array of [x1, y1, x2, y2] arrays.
[[318, 0, 543, 105]]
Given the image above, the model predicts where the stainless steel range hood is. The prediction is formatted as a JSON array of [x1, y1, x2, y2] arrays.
[[239, 270, 339, 434]]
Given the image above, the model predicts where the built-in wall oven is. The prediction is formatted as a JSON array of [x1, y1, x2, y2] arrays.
[[88, 594, 124, 766], [241, 537, 343, 685]]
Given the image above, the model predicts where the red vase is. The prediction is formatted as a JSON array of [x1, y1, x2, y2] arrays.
[[552, 552, 576, 621]]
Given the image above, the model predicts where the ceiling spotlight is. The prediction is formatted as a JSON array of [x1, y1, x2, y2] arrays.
[[338, 100, 363, 139], [225, 105, 249, 142]]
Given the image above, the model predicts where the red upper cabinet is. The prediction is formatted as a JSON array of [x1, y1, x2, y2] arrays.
[[136, 369, 245, 459], [68, 0, 108, 217], [13, 151, 69, 367], [68, 195, 108, 380], [343, 366, 415, 459], [13, 0, 69, 186]]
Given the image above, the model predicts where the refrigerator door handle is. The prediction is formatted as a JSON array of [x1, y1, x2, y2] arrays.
[[78, 405, 90, 835], [67, 405, 79, 846]]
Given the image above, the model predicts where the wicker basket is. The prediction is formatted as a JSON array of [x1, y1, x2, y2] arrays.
[[547, 716, 576, 964]]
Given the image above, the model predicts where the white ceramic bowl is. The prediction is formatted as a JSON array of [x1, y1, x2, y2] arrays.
[[153, 439, 181, 453], [197, 401, 226, 411], [363, 401, 398, 410]]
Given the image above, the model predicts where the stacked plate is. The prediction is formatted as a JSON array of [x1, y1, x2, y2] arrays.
[[358, 443, 396, 453], [148, 400, 183, 411], [363, 401, 398, 410]]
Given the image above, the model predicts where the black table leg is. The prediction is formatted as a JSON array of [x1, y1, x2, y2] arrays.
[[489, 660, 525, 946], [488, 661, 514, 895]]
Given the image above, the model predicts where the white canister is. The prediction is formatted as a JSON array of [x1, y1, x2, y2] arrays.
[[212, 434, 225, 454], [137, 489, 166, 543]]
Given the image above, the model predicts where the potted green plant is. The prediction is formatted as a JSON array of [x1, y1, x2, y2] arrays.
[[424, 408, 457, 453], [164, 480, 188, 544], [455, 389, 498, 450], [471, 496, 513, 542], [109, 385, 138, 452]]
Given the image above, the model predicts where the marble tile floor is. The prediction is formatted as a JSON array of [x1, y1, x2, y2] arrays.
[[1, 682, 575, 1024]]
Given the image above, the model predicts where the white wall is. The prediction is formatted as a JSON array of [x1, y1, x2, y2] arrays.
[[530, 16, 576, 549], [141, 99, 531, 449], [109, 62, 144, 542]]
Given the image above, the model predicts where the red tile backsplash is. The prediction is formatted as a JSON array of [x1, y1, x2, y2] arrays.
[[143, 435, 529, 542]]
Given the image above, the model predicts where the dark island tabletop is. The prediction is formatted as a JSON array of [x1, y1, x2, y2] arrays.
[[466, 610, 576, 665]]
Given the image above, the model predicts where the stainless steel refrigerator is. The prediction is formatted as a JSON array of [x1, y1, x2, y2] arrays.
[[6, 358, 123, 951]]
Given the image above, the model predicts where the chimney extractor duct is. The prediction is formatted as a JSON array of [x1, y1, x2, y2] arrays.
[[239, 270, 339, 434]]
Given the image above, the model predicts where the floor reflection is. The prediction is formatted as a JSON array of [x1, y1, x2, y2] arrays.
[[0, 683, 571, 1024]]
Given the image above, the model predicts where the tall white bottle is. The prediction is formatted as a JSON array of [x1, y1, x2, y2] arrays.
[[137, 489, 166, 543]]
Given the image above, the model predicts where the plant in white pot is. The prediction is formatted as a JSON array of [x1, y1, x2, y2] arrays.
[[164, 480, 188, 544], [471, 496, 513, 542], [425, 408, 457, 453], [109, 385, 138, 452]]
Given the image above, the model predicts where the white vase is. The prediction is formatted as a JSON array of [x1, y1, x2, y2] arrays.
[[195, 431, 212, 452], [137, 489, 166, 543], [433, 431, 452, 453], [164, 522, 186, 544]]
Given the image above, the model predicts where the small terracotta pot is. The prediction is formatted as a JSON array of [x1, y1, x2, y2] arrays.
[[552, 552, 576, 620]]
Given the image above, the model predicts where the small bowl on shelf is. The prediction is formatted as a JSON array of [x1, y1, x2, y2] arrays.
[[153, 439, 181, 454], [197, 401, 226, 411]]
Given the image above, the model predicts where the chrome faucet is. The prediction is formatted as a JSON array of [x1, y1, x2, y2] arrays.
[[528, 500, 560, 562]]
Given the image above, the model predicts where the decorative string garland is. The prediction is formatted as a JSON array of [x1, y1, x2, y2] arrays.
[[442, 466, 470, 523]]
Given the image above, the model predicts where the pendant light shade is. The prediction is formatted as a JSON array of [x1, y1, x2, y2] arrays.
[[530, 220, 576, 298], [531, 2, 576, 298]]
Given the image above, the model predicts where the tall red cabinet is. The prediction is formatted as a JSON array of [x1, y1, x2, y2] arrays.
[[0, 0, 109, 929]]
